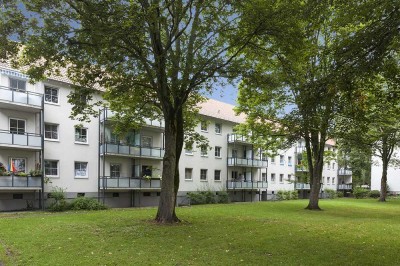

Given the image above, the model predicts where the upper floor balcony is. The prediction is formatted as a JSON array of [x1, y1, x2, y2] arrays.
[[0, 86, 43, 112], [226, 180, 268, 190], [99, 176, 161, 190], [227, 133, 252, 145], [338, 168, 352, 176], [100, 143, 164, 159], [295, 183, 311, 190], [227, 157, 268, 168], [100, 108, 164, 130], [295, 165, 308, 172], [0, 130, 42, 150], [338, 184, 352, 190], [0, 174, 42, 189]]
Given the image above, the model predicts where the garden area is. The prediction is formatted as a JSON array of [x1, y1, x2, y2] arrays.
[[1, 198, 400, 265]]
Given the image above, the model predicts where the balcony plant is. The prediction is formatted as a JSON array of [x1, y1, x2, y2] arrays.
[[29, 169, 42, 177], [0, 171, 11, 176], [15, 172, 28, 177]]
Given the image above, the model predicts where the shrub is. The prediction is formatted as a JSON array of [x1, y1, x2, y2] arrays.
[[336, 191, 344, 198], [217, 191, 229, 203], [369, 190, 381, 198], [69, 197, 107, 210], [353, 187, 369, 199], [277, 190, 298, 200], [291, 190, 299, 200], [203, 190, 216, 204], [48, 187, 69, 212], [276, 190, 285, 200], [187, 192, 207, 205], [325, 189, 337, 199]]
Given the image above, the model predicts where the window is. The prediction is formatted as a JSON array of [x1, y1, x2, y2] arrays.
[[9, 78, 26, 91], [288, 156, 292, 166], [9, 118, 25, 135], [142, 165, 152, 177], [75, 127, 88, 143], [327, 163, 330, 170], [200, 121, 208, 132], [44, 86, 59, 104], [44, 160, 58, 177], [45, 124, 58, 140], [215, 146, 221, 158], [271, 173, 276, 183], [11, 158, 26, 172], [262, 153, 268, 161], [77, 193, 85, 197], [262, 173, 266, 181], [200, 146, 208, 157], [280, 155, 284, 165], [185, 149, 193, 155], [185, 168, 193, 180], [288, 174, 291, 181], [141, 136, 152, 148], [215, 123, 222, 134], [214, 170, 221, 181], [13, 194, 23, 199], [270, 157, 275, 164], [74, 162, 88, 178], [110, 164, 120, 178], [200, 169, 207, 181], [332, 163, 335, 170], [332, 177, 335, 184], [279, 174, 284, 183], [232, 149, 238, 158], [327, 177, 330, 184]]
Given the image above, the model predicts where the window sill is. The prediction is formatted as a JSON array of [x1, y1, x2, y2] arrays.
[[200, 180, 208, 182], [74, 176, 88, 179], [45, 138, 60, 142], [47, 175, 60, 179], [215, 133, 222, 135], [185, 153, 194, 156], [214, 180, 221, 182], [201, 155, 208, 158], [215, 156, 222, 159], [184, 179, 193, 181], [75, 142, 89, 145], [44, 101, 60, 106]]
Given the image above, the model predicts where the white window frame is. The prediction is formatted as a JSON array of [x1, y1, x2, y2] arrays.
[[215, 146, 222, 158], [9, 77, 26, 91], [10, 158, 26, 173], [185, 149, 193, 156], [270, 157, 275, 164], [271, 173, 276, 184], [141, 136, 152, 148], [280, 155, 285, 165], [279, 174, 284, 183], [74, 161, 88, 178], [288, 156, 292, 166], [214, 170, 221, 181], [215, 123, 222, 134], [327, 176, 330, 184], [44, 160, 59, 177], [200, 169, 207, 181], [75, 127, 88, 144], [44, 123, 59, 141], [9, 118, 26, 135], [185, 168, 193, 180], [110, 164, 121, 178], [332, 177, 335, 184], [44, 86, 59, 104], [200, 146, 208, 157], [200, 121, 208, 132]]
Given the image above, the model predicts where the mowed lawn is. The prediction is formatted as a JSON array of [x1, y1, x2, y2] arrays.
[[1, 199, 400, 265]]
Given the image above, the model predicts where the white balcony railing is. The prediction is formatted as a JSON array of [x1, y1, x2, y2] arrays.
[[100, 177, 161, 189], [338, 184, 352, 190], [227, 133, 251, 144], [226, 180, 268, 190], [0, 130, 42, 149], [295, 183, 311, 190], [227, 157, 268, 168], [0, 175, 42, 188], [101, 143, 164, 159], [0, 86, 43, 108], [338, 168, 352, 176]]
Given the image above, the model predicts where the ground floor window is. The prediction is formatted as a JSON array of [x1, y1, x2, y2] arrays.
[[214, 170, 221, 181], [185, 168, 193, 180], [75, 162, 88, 178], [44, 160, 58, 177], [200, 169, 207, 181]]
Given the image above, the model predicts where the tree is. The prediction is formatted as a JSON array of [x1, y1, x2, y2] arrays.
[[0, 1, 291, 223], [236, 1, 344, 210]]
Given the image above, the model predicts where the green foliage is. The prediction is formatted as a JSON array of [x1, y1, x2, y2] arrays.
[[324, 189, 337, 199], [353, 187, 370, 199], [368, 190, 381, 199], [217, 191, 229, 204], [47, 187, 68, 212], [336, 191, 344, 198], [69, 197, 107, 211], [277, 190, 298, 200], [187, 190, 228, 205]]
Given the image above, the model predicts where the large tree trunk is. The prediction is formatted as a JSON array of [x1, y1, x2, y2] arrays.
[[379, 157, 388, 202], [155, 113, 180, 223]]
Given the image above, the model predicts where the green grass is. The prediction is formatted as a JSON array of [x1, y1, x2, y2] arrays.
[[1, 199, 400, 265]]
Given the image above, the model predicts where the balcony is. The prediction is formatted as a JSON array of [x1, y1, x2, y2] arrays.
[[295, 165, 308, 172], [338, 168, 352, 176], [338, 184, 352, 190], [227, 133, 251, 144], [227, 157, 268, 168], [0, 175, 42, 189], [100, 176, 161, 190], [226, 180, 268, 190], [100, 143, 164, 159], [100, 109, 164, 129], [0, 86, 43, 111], [295, 183, 311, 190], [0, 130, 42, 150]]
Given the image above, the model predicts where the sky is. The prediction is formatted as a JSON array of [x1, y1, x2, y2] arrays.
[[208, 85, 238, 106]]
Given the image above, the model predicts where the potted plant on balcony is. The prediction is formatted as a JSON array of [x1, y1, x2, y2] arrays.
[[15, 171, 28, 177], [29, 169, 42, 177]]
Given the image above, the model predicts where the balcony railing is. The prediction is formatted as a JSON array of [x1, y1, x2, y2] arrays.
[[338, 168, 352, 176], [100, 109, 164, 128], [0, 130, 42, 148], [0, 86, 43, 109], [227, 133, 251, 144], [100, 143, 164, 159], [338, 184, 352, 190], [226, 180, 268, 190], [0, 175, 42, 188], [295, 183, 311, 190], [227, 157, 268, 168], [295, 165, 308, 172], [100, 176, 161, 189]]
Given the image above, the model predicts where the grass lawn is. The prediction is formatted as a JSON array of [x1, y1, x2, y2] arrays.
[[0, 198, 400, 265]]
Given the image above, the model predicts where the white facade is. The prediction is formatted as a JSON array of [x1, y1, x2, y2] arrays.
[[0, 65, 348, 211], [371, 153, 400, 194]]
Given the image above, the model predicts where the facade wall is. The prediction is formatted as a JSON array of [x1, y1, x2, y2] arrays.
[[371, 153, 400, 193]]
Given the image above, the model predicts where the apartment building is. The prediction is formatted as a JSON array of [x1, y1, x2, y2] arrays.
[[371, 153, 400, 194], [0, 64, 350, 211]]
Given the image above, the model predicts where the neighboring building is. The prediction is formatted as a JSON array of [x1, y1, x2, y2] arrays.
[[371, 153, 400, 194], [0, 64, 349, 211]]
